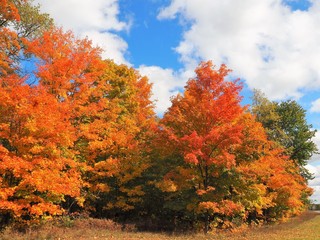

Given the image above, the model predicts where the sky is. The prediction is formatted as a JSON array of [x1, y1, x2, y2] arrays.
[[34, 0, 320, 203]]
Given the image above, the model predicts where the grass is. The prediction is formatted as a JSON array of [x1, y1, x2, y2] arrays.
[[1, 211, 320, 240]]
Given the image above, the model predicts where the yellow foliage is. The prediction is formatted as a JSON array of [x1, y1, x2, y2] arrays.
[[156, 179, 178, 192]]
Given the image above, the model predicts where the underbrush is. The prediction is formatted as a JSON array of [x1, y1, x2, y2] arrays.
[[0, 215, 130, 240]]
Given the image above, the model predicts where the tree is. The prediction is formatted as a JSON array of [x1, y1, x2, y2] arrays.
[[25, 26, 156, 218], [251, 90, 317, 180], [0, 5, 85, 223], [78, 60, 155, 219], [276, 101, 317, 179], [236, 113, 312, 222], [0, 83, 82, 225], [158, 61, 245, 233]]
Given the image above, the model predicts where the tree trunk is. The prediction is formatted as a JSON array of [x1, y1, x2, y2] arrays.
[[204, 211, 209, 234]]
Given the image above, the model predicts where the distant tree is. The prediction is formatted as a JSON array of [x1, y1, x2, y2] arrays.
[[251, 90, 317, 180]]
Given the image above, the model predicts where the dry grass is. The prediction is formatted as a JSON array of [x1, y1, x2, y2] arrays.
[[1, 211, 320, 240]]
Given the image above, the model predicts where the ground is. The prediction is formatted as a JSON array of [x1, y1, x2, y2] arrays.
[[1, 211, 320, 239]]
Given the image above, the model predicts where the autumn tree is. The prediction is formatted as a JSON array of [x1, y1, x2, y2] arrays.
[[0, 3, 82, 225], [25, 26, 156, 219], [77, 60, 155, 219], [0, 82, 82, 225], [251, 90, 317, 180], [157, 61, 245, 233], [235, 113, 312, 223]]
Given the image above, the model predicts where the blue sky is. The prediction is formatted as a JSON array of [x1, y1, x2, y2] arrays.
[[284, 0, 312, 11], [118, 0, 184, 69], [35, 0, 320, 202]]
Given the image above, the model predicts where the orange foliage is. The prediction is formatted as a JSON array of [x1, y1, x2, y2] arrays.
[[25, 26, 156, 212], [0, 0, 21, 23], [0, 0, 22, 77], [24, 27, 103, 101], [160, 61, 245, 194], [0, 84, 82, 220], [236, 113, 312, 219], [79, 61, 155, 211]]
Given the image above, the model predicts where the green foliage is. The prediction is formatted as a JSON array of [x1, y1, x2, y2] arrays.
[[14, 0, 53, 39], [251, 89, 317, 180]]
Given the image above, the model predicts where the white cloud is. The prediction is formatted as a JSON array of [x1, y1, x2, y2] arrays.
[[306, 164, 320, 203], [158, 0, 320, 101], [82, 30, 128, 64], [138, 65, 191, 115], [34, 0, 130, 64], [309, 130, 320, 162], [306, 129, 320, 203], [310, 98, 320, 113]]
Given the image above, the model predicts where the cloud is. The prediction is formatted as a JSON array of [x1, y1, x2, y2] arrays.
[[309, 130, 320, 163], [158, 0, 320, 101], [306, 164, 320, 203], [34, 0, 130, 64], [310, 98, 320, 113], [82, 30, 128, 64], [138, 65, 190, 115], [306, 129, 320, 203]]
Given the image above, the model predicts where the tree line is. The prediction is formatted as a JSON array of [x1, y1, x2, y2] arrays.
[[0, 0, 317, 233]]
